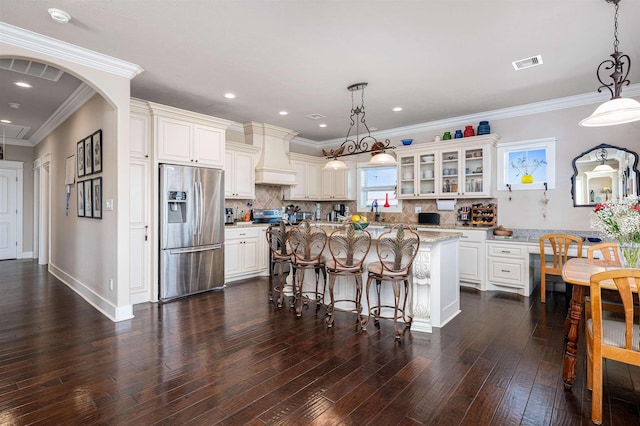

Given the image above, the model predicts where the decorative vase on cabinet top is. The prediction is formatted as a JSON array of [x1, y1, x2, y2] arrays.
[[464, 125, 475, 137], [454, 130, 463, 139], [443, 131, 452, 140]]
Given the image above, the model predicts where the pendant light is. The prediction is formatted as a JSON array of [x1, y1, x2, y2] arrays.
[[323, 83, 395, 169], [592, 148, 616, 172], [580, 0, 640, 127]]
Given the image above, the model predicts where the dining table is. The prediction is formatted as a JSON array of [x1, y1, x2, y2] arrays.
[[560, 257, 621, 389]]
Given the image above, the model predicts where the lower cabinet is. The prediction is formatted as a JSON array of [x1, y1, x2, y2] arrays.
[[428, 228, 487, 290], [224, 226, 269, 282], [486, 241, 536, 296]]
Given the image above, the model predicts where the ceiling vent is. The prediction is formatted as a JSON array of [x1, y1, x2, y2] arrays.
[[306, 113, 326, 120], [0, 58, 64, 81], [512, 55, 543, 71]]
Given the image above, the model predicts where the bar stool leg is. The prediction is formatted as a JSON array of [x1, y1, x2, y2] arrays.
[[326, 274, 336, 327], [361, 276, 374, 330]]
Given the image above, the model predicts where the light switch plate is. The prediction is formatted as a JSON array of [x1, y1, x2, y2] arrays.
[[105, 199, 114, 211], [415, 206, 422, 213]]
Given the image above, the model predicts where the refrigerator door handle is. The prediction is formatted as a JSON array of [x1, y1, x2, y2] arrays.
[[194, 180, 200, 236], [169, 243, 222, 255], [198, 181, 204, 237]]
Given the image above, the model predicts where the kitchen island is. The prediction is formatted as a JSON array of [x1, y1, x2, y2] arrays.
[[289, 225, 461, 333]]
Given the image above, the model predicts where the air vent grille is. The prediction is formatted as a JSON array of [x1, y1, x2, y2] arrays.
[[0, 58, 64, 81], [306, 113, 326, 120], [512, 55, 543, 71]]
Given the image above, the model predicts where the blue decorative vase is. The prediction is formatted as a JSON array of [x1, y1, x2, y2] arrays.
[[477, 121, 491, 135], [454, 130, 463, 139]]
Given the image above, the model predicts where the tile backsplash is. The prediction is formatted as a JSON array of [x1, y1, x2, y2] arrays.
[[225, 185, 496, 226]]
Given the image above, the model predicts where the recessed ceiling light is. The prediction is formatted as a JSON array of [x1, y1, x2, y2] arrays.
[[1, 119, 12, 124], [392, 107, 403, 112], [14, 81, 32, 88], [369, 127, 378, 131], [224, 93, 236, 99], [279, 111, 288, 116], [8, 103, 21, 109], [319, 124, 327, 128], [48, 8, 71, 24]]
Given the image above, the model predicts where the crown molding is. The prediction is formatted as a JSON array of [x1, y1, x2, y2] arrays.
[[0, 22, 143, 79], [30, 83, 96, 146], [314, 83, 640, 148]]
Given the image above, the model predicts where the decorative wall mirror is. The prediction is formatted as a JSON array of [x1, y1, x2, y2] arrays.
[[571, 144, 639, 207]]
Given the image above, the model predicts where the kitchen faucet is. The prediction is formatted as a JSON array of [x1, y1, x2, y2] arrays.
[[371, 199, 380, 222]]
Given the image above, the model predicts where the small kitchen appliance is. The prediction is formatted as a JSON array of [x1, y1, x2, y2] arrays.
[[225, 208, 234, 225]]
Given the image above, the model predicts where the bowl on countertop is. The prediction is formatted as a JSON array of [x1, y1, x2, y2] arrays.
[[587, 237, 602, 243], [401, 139, 413, 146]]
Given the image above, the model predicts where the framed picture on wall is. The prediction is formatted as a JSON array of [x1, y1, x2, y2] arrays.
[[84, 180, 92, 217], [84, 137, 93, 175], [92, 130, 102, 173], [92, 177, 102, 219], [77, 181, 85, 217], [77, 141, 85, 177]]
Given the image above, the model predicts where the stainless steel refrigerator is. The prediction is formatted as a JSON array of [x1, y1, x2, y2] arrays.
[[159, 164, 225, 301]]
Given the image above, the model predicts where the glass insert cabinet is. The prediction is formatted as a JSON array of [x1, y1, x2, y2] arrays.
[[397, 135, 497, 199]]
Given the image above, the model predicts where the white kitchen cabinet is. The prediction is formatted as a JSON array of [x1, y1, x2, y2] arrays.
[[321, 161, 355, 200], [439, 144, 493, 198], [130, 100, 151, 159], [424, 227, 487, 290], [225, 142, 259, 199], [486, 241, 535, 296], [225, 226, 269, 282], [284, 153, 322, 200], [398, 151, 438, 198], [150, 102, 231, 168], [394, 134, 498, 199], [129, 158, 151, 304]]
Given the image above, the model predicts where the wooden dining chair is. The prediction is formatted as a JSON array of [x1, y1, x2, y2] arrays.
[[539, 234, 583, 303], [587, 242, 621, 267], [586, 269, 640, 425]]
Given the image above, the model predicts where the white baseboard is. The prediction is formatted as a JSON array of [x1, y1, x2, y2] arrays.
[[48, 262, 134, 322], [19, 251, 33, 259]]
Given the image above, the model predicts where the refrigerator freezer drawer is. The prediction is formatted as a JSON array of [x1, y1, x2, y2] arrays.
[[160, 244, 224, 301]]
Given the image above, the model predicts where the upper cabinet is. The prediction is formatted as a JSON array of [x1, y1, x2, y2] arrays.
[[285, 153, 322, 200], [321, 161, 356, 200], [396, 134, 498, 199], [225, 142, 260, 199], [129, 100, 151, 159], [149, 102, 232, 168]]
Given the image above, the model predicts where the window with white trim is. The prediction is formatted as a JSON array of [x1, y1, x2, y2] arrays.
[[357, 163, 402, 213]]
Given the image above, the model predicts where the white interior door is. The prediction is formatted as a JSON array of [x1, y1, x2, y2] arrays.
[[0, 168, 18, 260]]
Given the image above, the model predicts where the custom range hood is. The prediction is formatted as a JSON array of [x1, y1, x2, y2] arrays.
[[244, 122, 297, 185]]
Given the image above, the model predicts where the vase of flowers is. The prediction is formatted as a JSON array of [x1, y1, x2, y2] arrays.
[[591, 195, 640, 268]]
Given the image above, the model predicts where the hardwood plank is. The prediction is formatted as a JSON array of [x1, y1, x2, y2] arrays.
[[0, 260, 639, 425]]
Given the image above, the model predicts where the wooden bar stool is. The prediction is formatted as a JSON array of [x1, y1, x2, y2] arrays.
[[539, 233, 583, 303], [325, 223, 372, 328], [265, 219, 292, 308], [288, 220, 327, 317], [361, 224, 420, 339]]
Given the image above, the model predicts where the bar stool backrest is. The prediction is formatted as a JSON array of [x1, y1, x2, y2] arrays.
[[266, 220, 292, 260], [328, 224, 372, 269], [288, 220, 327, 263], [375, 224, 420, 274]]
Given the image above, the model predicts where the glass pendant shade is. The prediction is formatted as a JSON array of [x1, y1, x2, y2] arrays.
[[592, 163, 616, 172], [368, 152, 397, 165], [324, 158, 348, 170], [580, 97, 640, 127]]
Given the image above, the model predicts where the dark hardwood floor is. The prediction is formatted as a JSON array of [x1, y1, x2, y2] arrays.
[[1, 259, 639, 425]]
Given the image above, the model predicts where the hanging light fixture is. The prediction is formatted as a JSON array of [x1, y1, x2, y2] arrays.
[[323, 82, 395, 170], [580, 0, 640, 127], [592, 148, 616, 172]]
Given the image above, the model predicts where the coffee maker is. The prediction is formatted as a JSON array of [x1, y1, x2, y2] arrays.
[[333, 203, 346, 220], [224, 208, 234, 225]]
